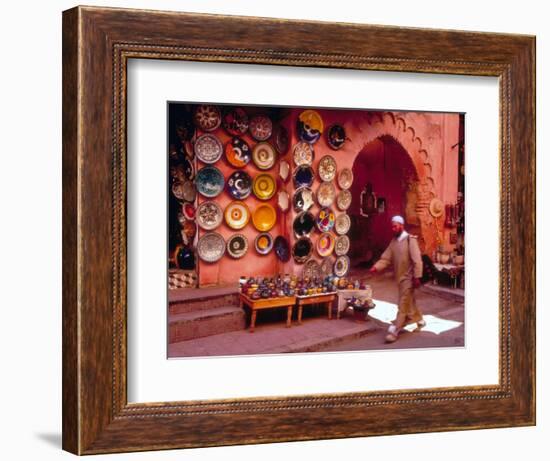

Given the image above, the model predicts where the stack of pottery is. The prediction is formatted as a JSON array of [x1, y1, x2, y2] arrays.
[[347, 297, 376, 322]]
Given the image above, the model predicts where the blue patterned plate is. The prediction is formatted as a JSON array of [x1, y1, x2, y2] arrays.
[[196, 166, 224, 198], [226, 170, 252, 199]]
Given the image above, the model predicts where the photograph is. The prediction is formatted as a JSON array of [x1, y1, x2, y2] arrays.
[[167, 102, 466, 358]]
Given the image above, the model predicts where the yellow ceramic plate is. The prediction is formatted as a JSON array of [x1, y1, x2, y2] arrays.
[[252, 203, 277, 232], [224, 201, 250, 230], [252, 173, 276, 200]]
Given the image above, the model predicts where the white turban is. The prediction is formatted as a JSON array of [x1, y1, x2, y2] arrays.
[[391, 215, 405, 225]]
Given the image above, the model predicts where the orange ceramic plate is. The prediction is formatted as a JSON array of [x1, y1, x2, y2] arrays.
[[252, 203, 277, 232], [252, 173, 276, 200]]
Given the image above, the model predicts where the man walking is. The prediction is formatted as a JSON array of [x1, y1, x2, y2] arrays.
[[369, 215, 426, 343]]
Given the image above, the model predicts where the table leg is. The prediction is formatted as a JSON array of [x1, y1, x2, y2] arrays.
[[297, 304, 303, 325], [328, 301, 332, 320], [287, 305, 293, 327], [250, 309, 257, 333]]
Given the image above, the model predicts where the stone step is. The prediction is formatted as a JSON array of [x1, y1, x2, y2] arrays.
[[169, 285, 240, 315], [168, 305, 246, 344]]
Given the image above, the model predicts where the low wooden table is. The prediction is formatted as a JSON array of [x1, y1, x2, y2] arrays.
[[295, 292, 337, 324], [239, 294, 296, 332]]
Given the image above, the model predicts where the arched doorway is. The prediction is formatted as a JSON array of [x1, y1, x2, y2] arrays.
[[348, 135, 420, 269]]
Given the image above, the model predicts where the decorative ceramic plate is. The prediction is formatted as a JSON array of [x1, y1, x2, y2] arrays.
[[222, 108, 249, 136], [277, 190, 290, 212], [316, 232, 336, 257], [224, 201, 250, 230], [196, 166, 224, 198], [171, 181, 186, 201], [252, 142, 277, 170], [255, 232, 274, 255], [316, 207, 336, 232], [196, 201, 223, 230], [197, 232, 225, 262], [335, 235, 350, 256], [193, 105, 222, 132], [252, 173, 276, 200], [293, 142, 314, 166], [327, 124, 346, 150], [181, 180, 196, 202], [182, 202, 196, 221], [293, 187, 315, 212], [337, 168, 354, 190], [226, 234, 248, 259], [273, 124, 289, 154], [293, 211, 315, 238], [297, 109, 324, 144], [226, 170, 252, 200], [274, 236, 290, 262], [292, 237, 313, 264], [320, 257, 334, 278], [317, 181, 336, 207], [334, 255, 350, 277], [224, 137, 251, 168], [249, 115, 273, 141], [182, 220, 197, 241], [252, 203, 277, 231], [170, 158, 194, 181], [194, 133, 223, 164], [318, 155, 337, 181], [303, 259, 322, 279], [335, 213, 351, 235], [279, 160, 290, 183], [293, 165, 314, 189], [336, 189, 352, 210]]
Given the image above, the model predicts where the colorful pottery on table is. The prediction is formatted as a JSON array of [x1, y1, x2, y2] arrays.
[[249, 114, 273, 141], [197, 232, 225, 262], [255, 232, 274, 255], [318, 155, 337, 181], [252, 142, 277, 170], [293, 211, 315, 238], [316, 181, 336, 207], [224, 137, 251, 168], [226, 170, 252, 200], [196, 200, 223, 230], [252, 203, 277, 231], [194, 133, 223, 164], [274, 236, 290, 262], [293, 141, 314, 166], [293, 187, 315, 212], [226, 234, 248, 259], [252, 173, 276, 200], [336, 189, 352, 211], [334, 255, 350, 276], [337, 168, 353, 190], [316, 207, 336, 232], [316, 232, 336, 257], [297, 109, 324, 144], [327, 124, 346, 150], [292, 237, 313, 264], [193, 105, 222, 132], [335, 235, 350, 256], [335, 213, 351, 235], [222, 108, 249, 136], [196, 166, 224, 198], [293, 165, 314, 189], [224, 201, 250, 230]]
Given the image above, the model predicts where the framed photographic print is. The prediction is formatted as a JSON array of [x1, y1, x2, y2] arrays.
[[62, 5, 535, 455]]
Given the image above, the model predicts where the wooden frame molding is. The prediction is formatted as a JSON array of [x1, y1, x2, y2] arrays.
[[62, 5, 535, 455]]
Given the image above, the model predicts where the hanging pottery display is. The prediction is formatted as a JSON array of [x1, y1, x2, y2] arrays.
[[293, 165, 314, 189], [196, 166, 224, 198], [226, 170, 252, 200], [316, 232, 336, 257], [252, 142, 277, 170], [252, 203, 277, 231], [303, 259, 322, 279], [293, 141, 314, 166], [274, 236, 290, 262], [182, 202, 196, 221], [293, 187, 315, 213], [337, 168, 354, 190], [334, 213, 351, 235], [255, 232, 274, 255], [292, 237, 313, 264], [316, 207, 336, 232], [252, 173, 276, 200], [326, 124, 347, 150], [197, 232, 225, 263], [222, 107, 249, 136], [196, 201, 223, 230], [317, 181, 336, 207], [320, 256, 335, 278], [224, 136, 251, 168], [226, 234, 248, 259], [171, 180, 187, 201], [335, 235, 350, 256], [273, 124, 290, 154], [297, 109, 324, 144], [279, 159, 290, 183], [277, 190, 290, 212], [293, 211, 315, 238], [249, 114, 273, 141], [224, 201, 250, 230], [174, 115, 196, 142], [194, 133, 223, 164], [334, 255, 350, 277], [193, 105, 222, 132], [336, 189, 352, 211], [318, 155, 337, 181], [170, 157, 194, 181]]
